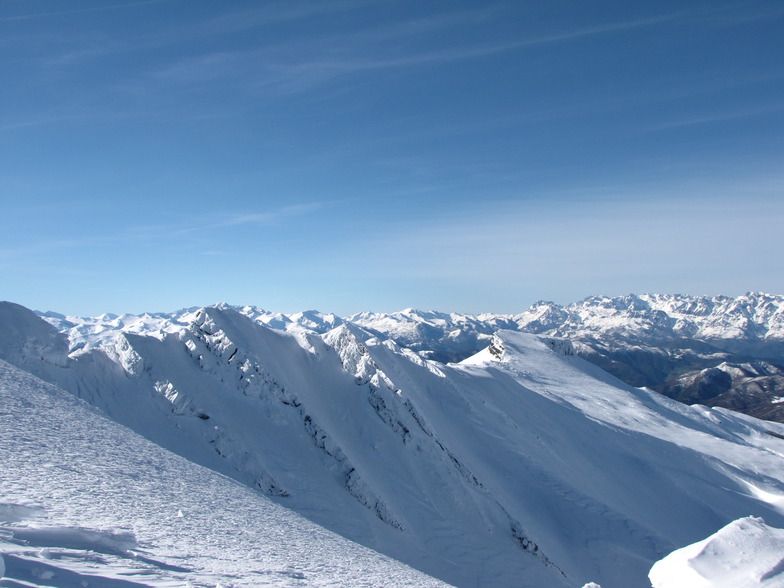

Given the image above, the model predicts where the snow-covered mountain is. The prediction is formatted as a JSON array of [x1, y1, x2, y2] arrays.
[[4, 299, 784, 587], [0, 358, 448, 587], [660, 360, 784, 422], [516, 292, 784, 342], [346, 293, 784, 422], [346, 293, 784, 354]]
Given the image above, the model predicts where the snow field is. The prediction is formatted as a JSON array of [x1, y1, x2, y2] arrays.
[[0, 359, 449, 587]]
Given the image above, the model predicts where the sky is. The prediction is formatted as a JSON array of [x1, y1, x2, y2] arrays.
[[1, 0, 783, 316]]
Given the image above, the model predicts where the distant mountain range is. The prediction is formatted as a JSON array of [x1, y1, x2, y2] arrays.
[[348, 293, 784, 422], [2, 296, 784, 587], [40, 292, 784, 422]]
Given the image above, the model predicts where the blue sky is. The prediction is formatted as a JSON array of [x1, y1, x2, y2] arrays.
[[1, 0, 783, 316]]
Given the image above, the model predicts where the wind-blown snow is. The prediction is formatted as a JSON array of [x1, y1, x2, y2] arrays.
[[0, 359, 448, 587], [649, 516, 784, 588]]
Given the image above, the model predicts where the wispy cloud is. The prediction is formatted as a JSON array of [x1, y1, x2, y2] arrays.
[[648, 104, 784, 131], [129, 202, 326, 239], [0, 0, 167, 22], [350, 186, 784, 293], [146, 8, 688, 98], [0, 112, 113, 132], [0, 236, 108, 260], [162, 0, 386, 42], [212, 203, 325, 229]]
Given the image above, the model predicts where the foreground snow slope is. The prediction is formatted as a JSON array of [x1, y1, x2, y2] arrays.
[[649, 516, 784, 588], [5, 301, 784, 587], [0, 359, 449, 587]]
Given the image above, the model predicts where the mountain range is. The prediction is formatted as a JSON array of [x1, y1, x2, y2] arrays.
[[336, 293, 784, 422], [2, 295, 784, 587]]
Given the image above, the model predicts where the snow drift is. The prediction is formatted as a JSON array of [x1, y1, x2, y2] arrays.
[[649, 516, 784, 588]]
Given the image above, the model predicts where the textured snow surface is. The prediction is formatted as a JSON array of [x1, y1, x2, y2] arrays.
[[649, 516, 784, 588], [0, 360, 449, 588]]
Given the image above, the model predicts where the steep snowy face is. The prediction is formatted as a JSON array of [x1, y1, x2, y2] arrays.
[[0, 302, 69, 375], [322, 323, 393, 388], [8, 304, 571, 586], [0, 359, 449, 588]]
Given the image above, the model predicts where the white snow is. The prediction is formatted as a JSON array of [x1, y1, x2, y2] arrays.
[[649, 516, 784, 588], [0, 359, 449, 587], [5, 300, 784, 587]]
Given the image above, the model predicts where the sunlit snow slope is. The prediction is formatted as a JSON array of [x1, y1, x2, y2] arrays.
[[347, 294, 784, 422], [649, 516, 784, 588], [0, 359, 449, 587], [4, 301, 784, 587]]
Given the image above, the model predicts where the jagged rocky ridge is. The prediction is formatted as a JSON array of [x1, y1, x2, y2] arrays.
[[4, 299, 784, 587]]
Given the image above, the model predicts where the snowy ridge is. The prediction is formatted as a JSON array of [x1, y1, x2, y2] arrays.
[[0, 359, 448, 587], [516, 292, 784, 342], [5, 299, 784, 587], [40, 293, 784, 354], [39, 293, 784, 365]]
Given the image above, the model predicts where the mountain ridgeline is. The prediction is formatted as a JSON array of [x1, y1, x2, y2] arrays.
[[2, 294, 784, 587], [351, 293, 784, 423]]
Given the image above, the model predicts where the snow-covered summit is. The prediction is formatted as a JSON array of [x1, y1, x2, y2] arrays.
[[515, 292, 784, 342], [38, 293, 784, 359]]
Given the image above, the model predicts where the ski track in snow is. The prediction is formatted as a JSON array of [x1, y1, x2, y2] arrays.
[[0, 360, 449, 588]]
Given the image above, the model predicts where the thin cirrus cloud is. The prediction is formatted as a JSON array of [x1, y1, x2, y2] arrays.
[[0, 0, 167, 22], [143, 7, 689, 98], [647, 103, 784, 131], [355, 189, 784, 290], [128, 203, 326, 239]]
